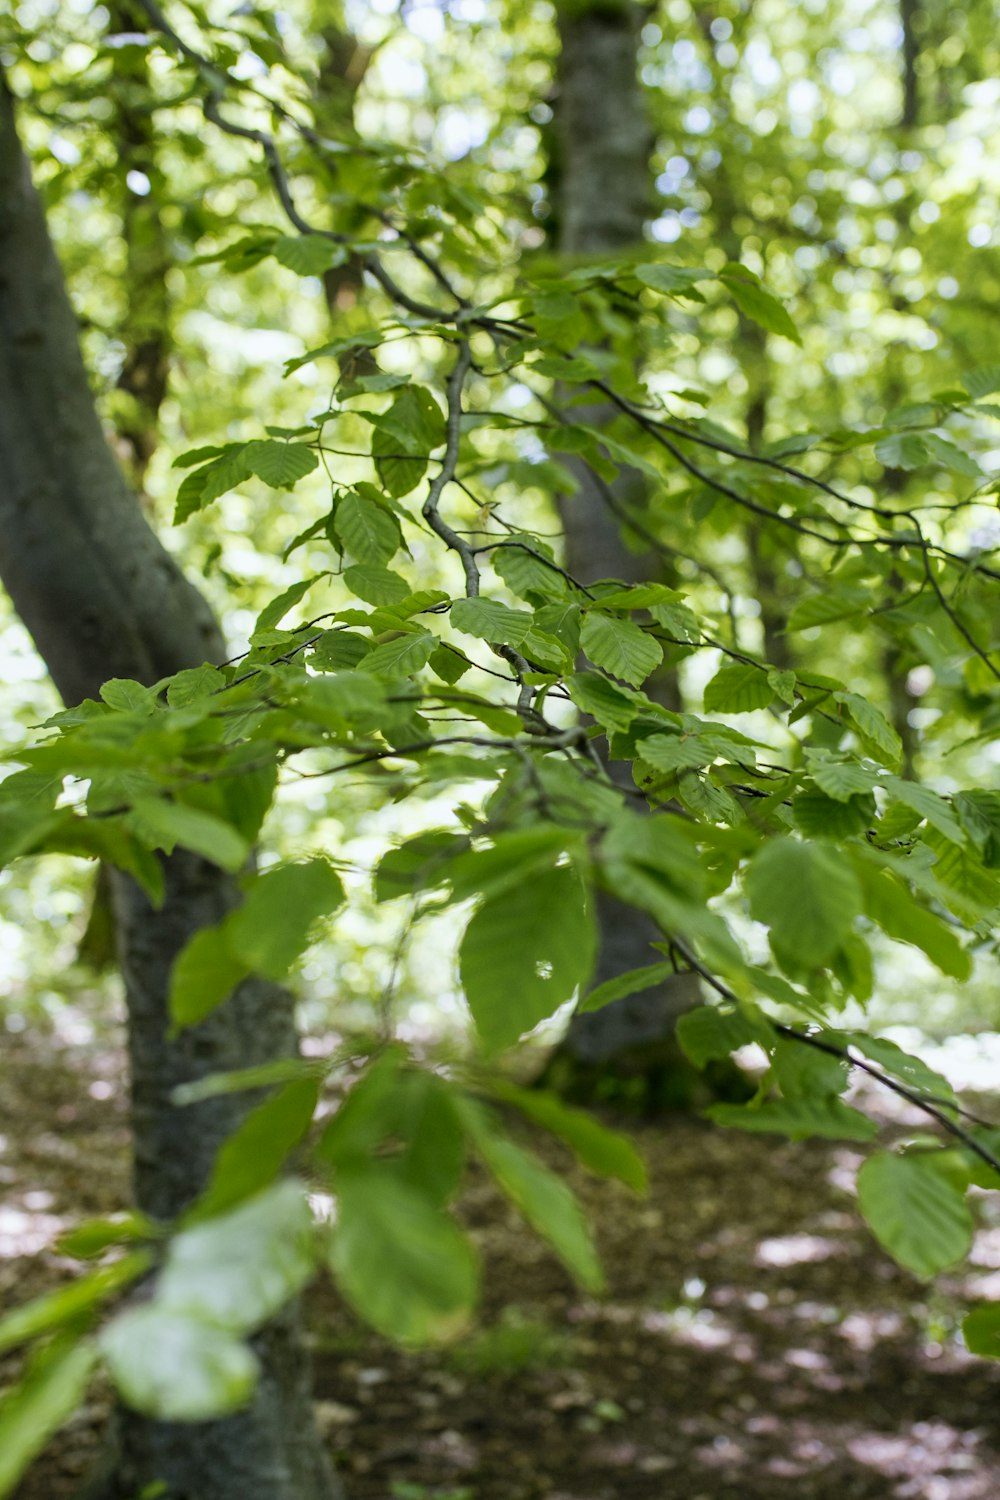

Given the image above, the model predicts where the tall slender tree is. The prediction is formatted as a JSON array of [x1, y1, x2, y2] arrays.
[[544, 0, 712, 1094], [0, 74, 338, 1500]]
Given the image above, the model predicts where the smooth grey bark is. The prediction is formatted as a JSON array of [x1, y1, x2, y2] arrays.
[[0, 76, 340, 1500], [550, 2, 703, 1073]]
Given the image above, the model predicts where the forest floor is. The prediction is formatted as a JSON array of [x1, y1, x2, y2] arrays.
[[4, 1029, 1000, 1500]]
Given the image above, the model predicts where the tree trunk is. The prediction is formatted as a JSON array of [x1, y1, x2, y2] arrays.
[[0, 75, 340, 1500], [544, 1, 714, 1096]]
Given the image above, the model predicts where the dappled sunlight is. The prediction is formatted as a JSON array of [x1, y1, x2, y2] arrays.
[[756, 1233, 848, 1268], [0, 1194, 70, 1258], [847, 1421, 992, 1498]]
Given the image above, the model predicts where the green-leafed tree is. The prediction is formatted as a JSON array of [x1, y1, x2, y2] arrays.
[[2, 3, 1000, 1497]]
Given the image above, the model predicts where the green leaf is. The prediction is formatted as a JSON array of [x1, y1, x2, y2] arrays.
[[360, 631, 436, 677], [310, 630, 372, 670], [330, 1170, 479, 1344], [792, 789, 875, 839], [334, 492, 401, 565], [173, 447, 253, 522], [857, 1151, 973, 1277], [254, 576, 323, 634], [746, 839, 862, 966], [676, 771, 743, 826], [129, 798, 248, 873], [489, 1081, 647, 1193], [374, 830, 467, 901], [101, 1308, 258, 1421], [580, 612, 663, 688], [100, 679, 156, 715], [708, 1096, 877, 1142], [166, 664, 226, 707], [450, 597, 533, 647], [372, 386, 444, 497], [226, 860, 345, 980], [638, 733, 715, 774], [460, 863, 595, 1053], [634, 262, 713, 298], [567, 671, 643, 732], [58, 1212, 157, 1260], [852, 859, 971, 980], [284, 328, 385, 375], [875, 431, 980, 478], [808, 758, 877, 802], [342, 564, 410, 605], [272, 233, 345, 277], [964, 364, 1000, 399], [718, 263, 801, 344], [885, 777, 964, 843], [921, 432, 981, 478], [835, 693, 902, 766], [384, 1072, 467, 1206], [837, 1032, 956, 1106], [955, 790, 1000, 867], [160, 1181, 315, 1333], [767, 669, 797, 705], [0, 1254, 149, 1356], [195, 1078, 321, 1217], [787, 590, 868, 630], [244, 440, 318, 489], [873, 431, 935, 470], [470, 1130, 604, 1292], [703, 663, 773, 714], [168, 925, 248, 1032], [677, 1004, 768, 1068], [962, 1304, 1000, 1359], [0, 1338, 98, 1498], [492, 542, 567, 600], [579, 960, 676, 1013]]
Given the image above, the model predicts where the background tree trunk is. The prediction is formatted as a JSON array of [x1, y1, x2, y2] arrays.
[[543, 1, 722, 1103], [0, 75, 340, 1500]]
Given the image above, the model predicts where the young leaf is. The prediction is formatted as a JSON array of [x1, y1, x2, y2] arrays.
[[0, 1338, 98, 1499], [857, 1151, 973, 1278], [450, 597, 533, 646], [225, 860, 345, 980], [635, 263, 713, 298], [708, 1096, 877, 1142], [193, 1077, 321, 1217], [718, 263, 801, 344], [703, 662, 773, 714], [489, 1080, 647, 1193], [272, 233, 345, 277], [460, 863, 595, 1052], [963, 1304, 1000, 1359], [0, 1253, 149, 1356], [329, 1169, 479, 1345], [470, 1131, 604, 1292], [580, 612, 663, 688], [852, 859, 971, 979], [129, 798, 249, 874], [160, 1180, 315, 1333], [244, 440, 318, 489], [745, 839, 862, 966], [677, 1004, 769, 1068], [359, 631, 436, 677], [334, 491, 401, 565], [168, 925, 248, 1032], [101, 1307, 258, 1422], [578, 960, 677, 1013], [567, 671, 644, 732], [342, 564, 410, 605]]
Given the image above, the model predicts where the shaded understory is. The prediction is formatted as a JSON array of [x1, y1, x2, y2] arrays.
[[3, 1032, 1000, 1500]]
